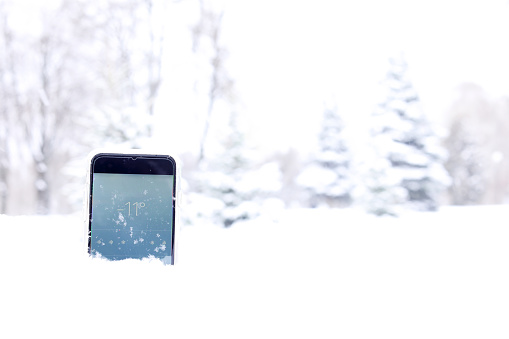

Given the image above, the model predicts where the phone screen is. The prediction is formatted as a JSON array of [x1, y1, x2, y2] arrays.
[[88, 154, 176, 264]]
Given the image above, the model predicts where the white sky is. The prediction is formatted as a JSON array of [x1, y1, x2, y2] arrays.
[[157, 0, 509, 158]]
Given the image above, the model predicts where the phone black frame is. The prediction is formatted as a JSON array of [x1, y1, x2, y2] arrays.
[[88, 153, 177, 264]]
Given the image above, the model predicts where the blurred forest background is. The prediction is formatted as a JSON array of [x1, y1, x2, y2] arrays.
[[1, 0, 509, 226]]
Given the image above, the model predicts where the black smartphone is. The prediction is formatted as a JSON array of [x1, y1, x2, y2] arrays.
[[88, 153, 177, 264]]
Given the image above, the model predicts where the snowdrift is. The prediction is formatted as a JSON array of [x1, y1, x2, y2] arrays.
[[1, 206, 508, 338]]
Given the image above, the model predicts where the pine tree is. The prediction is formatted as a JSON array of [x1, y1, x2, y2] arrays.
[[195, 111, 258, 227], [297, 105, 352, 207], [364, 55, 449, 214], [211, 111, 250, 226]]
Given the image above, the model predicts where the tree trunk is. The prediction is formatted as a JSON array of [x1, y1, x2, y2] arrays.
[[35, 158, 50, 214], [0, 166, 7, 214]]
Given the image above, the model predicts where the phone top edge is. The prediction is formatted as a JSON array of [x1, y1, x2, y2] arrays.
[[88, 148, 178, 159], [91, 153, 176, 175], [91, 153, 176, 163], [91, 152, 175, 158]]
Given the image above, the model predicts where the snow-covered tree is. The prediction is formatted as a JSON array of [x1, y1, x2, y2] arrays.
[[445, 117, 485, 205], [297, 105, 352, 207], [0, 0, 169, 214], [92, 0, 167, 148], [19, 1, 100, 214], [362, 55, 449, 215], [0, 6, 16, 214], [444, 83, 509, 205], [357, 156, 408, 216], [192, 0, 234, 164], [187, 110, 281, 227], [201, 111, 251, 227]]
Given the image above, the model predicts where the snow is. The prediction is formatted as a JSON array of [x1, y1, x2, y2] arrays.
[[1, 206, 509, 338], [297, 164, 337, 189]]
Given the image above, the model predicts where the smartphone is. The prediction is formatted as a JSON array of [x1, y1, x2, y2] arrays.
[[87, 152, 177, 264]]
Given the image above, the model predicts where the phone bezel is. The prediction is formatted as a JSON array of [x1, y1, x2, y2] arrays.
[[88, 153, 177, 263]]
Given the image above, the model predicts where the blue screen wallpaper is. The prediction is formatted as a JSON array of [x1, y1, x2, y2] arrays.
[[90, 173, 174, 260]]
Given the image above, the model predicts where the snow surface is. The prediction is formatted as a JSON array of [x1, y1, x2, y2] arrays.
[[1, 206, 509, 338]]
